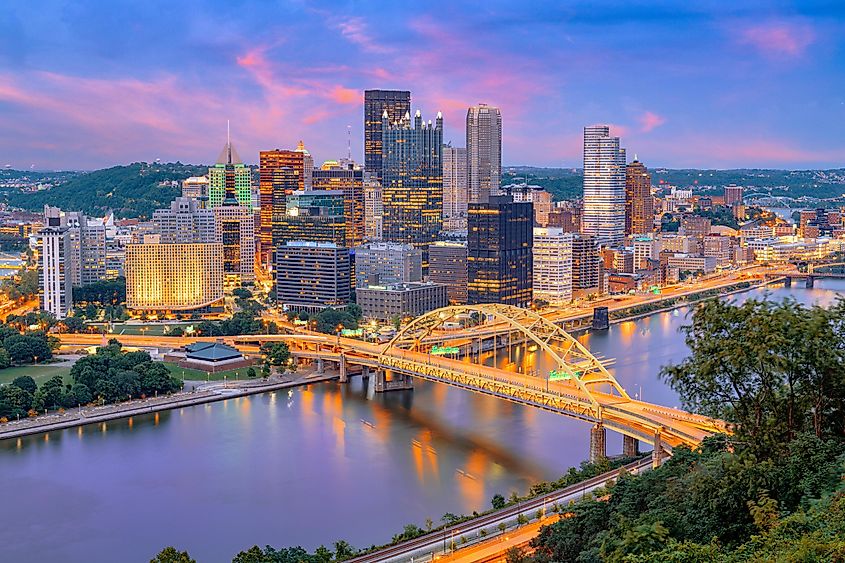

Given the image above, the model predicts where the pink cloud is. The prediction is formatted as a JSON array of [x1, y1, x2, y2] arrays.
[[638, 111, 666, 133], [330, 86, 360, 105], [334, 16, 390, 54], [738, 21, 815, 57]]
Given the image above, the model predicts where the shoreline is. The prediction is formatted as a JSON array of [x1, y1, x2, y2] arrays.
[[0, 372, 339, 441]]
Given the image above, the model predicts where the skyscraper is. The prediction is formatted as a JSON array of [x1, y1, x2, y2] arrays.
[[571, 234, 603, 295], [442, 144, 468, 231], [273, 190, 347, 249], [276, 242, 351, 312], [582, 125, 626, 246], [151, 197, 216, 244], [533, 228, 573, 305], [381, 109, 443, 264], [312, 160, 365, 248], [208, 136, 252, 209], [214, 174, 256, 287], [429, 241, 468, 304], [364, 89, 411, 181], [364, 179, 383, 240], [258, 146, 311, 262], [625, 158, 654, 235], [466, 104, 502, 203], [467, 195, 533, 307], [38, 226, 72, 319], [724, 185, 744, 206]]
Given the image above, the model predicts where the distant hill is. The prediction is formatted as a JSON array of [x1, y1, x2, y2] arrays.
[[3, 162, 207, 219], [504, 166, 845, 203]]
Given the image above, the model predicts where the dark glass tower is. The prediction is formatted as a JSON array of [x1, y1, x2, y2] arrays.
[[381, 109, 443, 268], [467, 195, 533, 307], [364, 89, 411, 181]]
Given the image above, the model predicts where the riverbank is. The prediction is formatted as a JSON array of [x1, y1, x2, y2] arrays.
[[0, 370, 338, 441]]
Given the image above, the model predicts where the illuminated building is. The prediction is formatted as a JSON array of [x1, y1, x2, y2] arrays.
[[364, 89, 411, 181], [680, 215, 711, 239], [43, 206, 107, 286], [466, 104, 502, 203], [38, 226, 72, 318], [428, 241, 468, 304], [181, 176, 210, 207], [364, 179, 383, 240], [582, 125, 626, 246], [442, 144, 468, 231], [125, 241, 224, 313], [214, 201, 255, 287], [152, 197, 216, 244], [258, 142, 313, 261], [276, 242, 351, 312], [533, 228, 573, 305], [274, 190, 346, 250], [208, 136, 252, 209], [381, 109, 443, 265], [312, 160, 365, 248], [467, 195, 533, 307], [625, 158, 653, 235], [504, 185, 553, 226], [571, 234, 603, 296], [724, 185, 743, 206], [356, 282, 448, 321], [354, 242, 422, 287]]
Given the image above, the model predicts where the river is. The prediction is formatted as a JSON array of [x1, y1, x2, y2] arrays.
[[1, 280, 843, 562]]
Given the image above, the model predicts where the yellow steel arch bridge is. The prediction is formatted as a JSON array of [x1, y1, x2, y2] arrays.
[[57, 304, 729, 464]]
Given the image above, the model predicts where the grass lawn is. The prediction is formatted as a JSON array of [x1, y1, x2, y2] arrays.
[[0, 365, 72, 386], [162, 362, 260, 382], [90, 323, 194, 336]]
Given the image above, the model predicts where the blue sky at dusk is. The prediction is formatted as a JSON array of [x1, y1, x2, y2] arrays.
[[1, 0, 844, 170]]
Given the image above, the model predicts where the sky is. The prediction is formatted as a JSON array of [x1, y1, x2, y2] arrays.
[[1, 0, 844, 171]]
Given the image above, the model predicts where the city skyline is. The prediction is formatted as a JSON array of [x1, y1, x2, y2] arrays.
[[1, 2, 844, 170]]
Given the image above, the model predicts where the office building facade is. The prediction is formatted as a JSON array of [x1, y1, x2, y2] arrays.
[[466, 104, 502, 203], [152, 197, 216, 244], [274, 190, 347, 250], [364, 179, 383, 240], [571, 234, 603, 295], [38, 227, 72, 318], [381, 110, 443, 262], [213, 204, 255, 287], [276, 242, 351, 312], [467, 195, 533, 307], [208, 139, 252, 208], [258, 144, 313, 261], [428, 241, 468, 304], [582, 125, 626, 246], [442, 144, 468, 231], [625, 158, 653, 235], [364, 89, 411, 181], [533, 228, 573, 305], [354, 242, 422, 287], [356, 282, 448, 321], [312, 160, 365, 248]]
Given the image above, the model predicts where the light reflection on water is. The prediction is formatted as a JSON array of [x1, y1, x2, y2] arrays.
[[0, 280, 842, 562]]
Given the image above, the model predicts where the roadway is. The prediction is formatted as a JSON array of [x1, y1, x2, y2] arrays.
[[347, 457, 653, 563]]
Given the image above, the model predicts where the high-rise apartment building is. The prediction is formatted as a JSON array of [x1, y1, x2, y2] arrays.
[[364, 179, 383, 240], [381, 109, 443, 263], [364, 89, 411, 181], [625, 158, 653, 235], [429, 241, 468, 304], [42, 206, 108, 287], [151, 197, 216, 244], [724, 185, 744, 206], [208, 138, 252, 209], [467, 195, 533, 307], [125, 241, 224, 312], [38, 227, 72, 318], [258, 143, 313, 261], [582, 125, 626, 246], [571, 234, 603, 295], [354, 242, 422, 287], [533, 228, 573, 305], [312, 160, 365, 248], [276, 242, 351, 312], [442, 144, 468, 231], [466, 104, 502, 203]]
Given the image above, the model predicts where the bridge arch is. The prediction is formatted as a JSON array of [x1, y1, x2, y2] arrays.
[[382, 304, 631, 408]]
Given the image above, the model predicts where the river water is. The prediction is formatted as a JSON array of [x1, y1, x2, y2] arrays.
[[1, 280, 843, 562]]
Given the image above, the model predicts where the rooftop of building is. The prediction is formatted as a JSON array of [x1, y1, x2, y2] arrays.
[[185, 341, 243, 362], [358, 282, 446, 292]]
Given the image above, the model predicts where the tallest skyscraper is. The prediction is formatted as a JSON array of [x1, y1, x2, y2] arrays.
[[466, 104, 502, 203], [581, 125, 626, 246], [364, 90, 411, 182]]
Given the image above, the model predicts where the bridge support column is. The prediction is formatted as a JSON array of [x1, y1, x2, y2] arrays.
[[652, 430, 665, 468], [623, 435, 639, 458], [806, 276, 815, 288], [361, 366, 369, 379], [338, 354, 347, 383], [592, 307, 609, 330], [589, 423, 607, 463], [316, 358, 324, 374], [374, 369, 413, 393], [784, 276, 792, 288]]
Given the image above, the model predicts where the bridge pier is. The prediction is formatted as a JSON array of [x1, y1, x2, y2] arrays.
[[652, 430, 665, 468], [783, 276, 792, 288], [623, 435, 639, 458], [374, 369, 413, 393], [589, 423, 607, 462], [338, 354, 347, 383], [592, 307, 609, 330], [316, 358, 325, 374], [361, 366, 370, 379], [806, 275, 814, 288]]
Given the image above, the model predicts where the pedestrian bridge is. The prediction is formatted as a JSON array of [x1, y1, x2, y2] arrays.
[[57, 304, 728, 464]]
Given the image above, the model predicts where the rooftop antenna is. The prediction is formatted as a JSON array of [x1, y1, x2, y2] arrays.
[[347, 125, 351, 161], [226, 119, 232, 164]]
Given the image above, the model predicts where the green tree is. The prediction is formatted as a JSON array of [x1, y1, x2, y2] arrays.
[[491, 493, 506, 510], [11, 375, 37, 394], [0, 347, 10, 369], [333, 540, 356, 561], [150, 546, 196, 563]]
